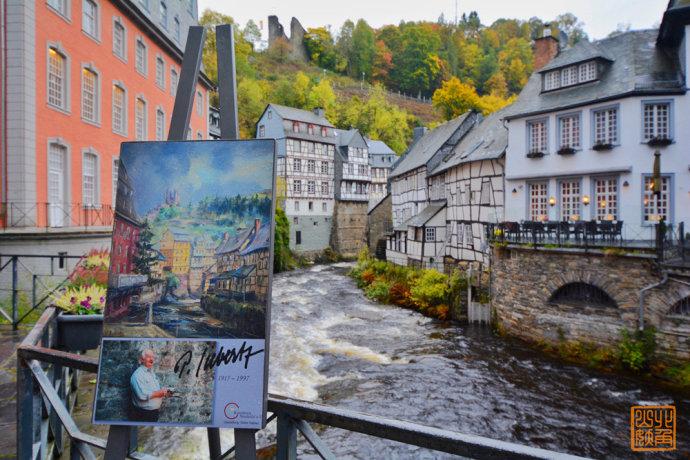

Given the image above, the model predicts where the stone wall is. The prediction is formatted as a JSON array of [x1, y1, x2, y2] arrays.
[[267, 15, 308, 62], [290, 215, 332, 255], [331, 201, 368, 258], [491, 246, 690, 362], [94, 339, 215, 424], [200, 294, 266, 338], [367, 194, 391, 255]]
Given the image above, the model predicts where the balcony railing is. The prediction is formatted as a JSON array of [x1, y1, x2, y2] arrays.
[[1, 202, 114, 230], [488, 220, 688, 261]]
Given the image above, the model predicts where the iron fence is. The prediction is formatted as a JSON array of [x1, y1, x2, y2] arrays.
[[0, 202, 114, 230], [17, 307, 590, 459]]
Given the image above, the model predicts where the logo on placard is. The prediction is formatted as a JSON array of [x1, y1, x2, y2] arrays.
[[224, 402, 240, 420], [630, 405, 676, 452]]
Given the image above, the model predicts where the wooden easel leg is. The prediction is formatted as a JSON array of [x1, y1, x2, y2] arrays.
[[234, 429, 257, 460], [104, 425, 131, 460]]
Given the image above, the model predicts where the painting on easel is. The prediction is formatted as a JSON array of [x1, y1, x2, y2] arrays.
[[93, 139, 275, 428]]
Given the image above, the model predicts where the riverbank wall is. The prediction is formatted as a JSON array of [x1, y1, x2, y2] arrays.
[[490, 246, 690, 363], [200, 294, 266, 338]]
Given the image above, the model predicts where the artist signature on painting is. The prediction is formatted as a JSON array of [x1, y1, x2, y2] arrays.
[[174, 341, 265, 378]]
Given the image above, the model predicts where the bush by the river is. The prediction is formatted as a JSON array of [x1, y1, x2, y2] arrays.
[[350, 251, 466, 320]]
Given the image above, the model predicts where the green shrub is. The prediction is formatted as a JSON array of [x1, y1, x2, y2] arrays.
[[618, 327, 656, 372], [410, 269, 449, 308], [365, 280, 391, 302], [665, 363, 690, 387]]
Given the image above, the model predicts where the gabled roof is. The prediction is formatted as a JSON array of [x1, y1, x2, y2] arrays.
[[365, 138, 395, 155], [215, 227, 253, 256], [267, 104, 334, 128], [504, 29, 685, 120], [390, 113, 471, 178], [430, 108, 508, 176], [539, 40, 613, 73], [369, 153, 398, 169], [401, 201, 447, 229], [240, 224, 271, 256], [334, 128, 359, 146]]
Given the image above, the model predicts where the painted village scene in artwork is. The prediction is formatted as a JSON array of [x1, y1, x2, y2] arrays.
[[103, 140, 274, 339]]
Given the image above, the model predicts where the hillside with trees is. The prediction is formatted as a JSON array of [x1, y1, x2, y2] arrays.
[[200, 9, 587, 153]]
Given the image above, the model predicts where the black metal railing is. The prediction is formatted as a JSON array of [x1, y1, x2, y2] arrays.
[[487, 221, 686, 257], [0, 202, 114, 230], [17, 307, 590, 459]]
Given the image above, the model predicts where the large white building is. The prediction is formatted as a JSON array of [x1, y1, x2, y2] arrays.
[[503, 25, 690, 239]]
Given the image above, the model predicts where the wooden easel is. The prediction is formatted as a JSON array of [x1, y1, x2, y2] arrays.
[[104, 24, 258, 460]]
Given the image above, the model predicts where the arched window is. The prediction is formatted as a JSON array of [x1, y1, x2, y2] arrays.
[[670, 296, 690, 316], [549, 282, 617, 308]]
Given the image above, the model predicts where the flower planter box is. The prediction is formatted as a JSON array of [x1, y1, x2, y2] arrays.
[[56, 313, 103, 351], [526, 151, 544, 158], [557, 147, 576, 155], [647, 137, 673, 147], [592, 143, 613, 151]]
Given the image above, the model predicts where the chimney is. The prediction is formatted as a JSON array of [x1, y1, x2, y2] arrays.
[[313, 108, 325, 118], [254, 218, 261, 234], [533, 26, 559, 71], [413, 127, 428, 142]]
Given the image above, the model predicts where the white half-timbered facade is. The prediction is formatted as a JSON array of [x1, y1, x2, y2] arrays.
[[367, 138, 398, 204], [334, 129, 371, 202]]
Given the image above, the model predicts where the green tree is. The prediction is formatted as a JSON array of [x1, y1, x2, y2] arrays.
[[391, 24, 444, 96], [307, 78, 337, 116], [336, 20, 355, 74], [238, 78, 269, 138], [133, 220, 158, 277], [304, 27, 343, 71], [273, 207, 292, 273], [199, 9, 253, 83], [243, 19, 261, 47], [432, 77, 482, 120], [554, 13, 588, 45], [350, 19, 376, 79]]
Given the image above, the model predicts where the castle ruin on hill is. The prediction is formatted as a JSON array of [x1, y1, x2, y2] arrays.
[[268, 16, 309, 62]]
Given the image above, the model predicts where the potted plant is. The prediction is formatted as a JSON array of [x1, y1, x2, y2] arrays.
[[557, 146, 576, 155], [526, 150, 544, 158], [52, 249, 109, 351], [592, 142, 613, 151], [646, 136, 673, 147]]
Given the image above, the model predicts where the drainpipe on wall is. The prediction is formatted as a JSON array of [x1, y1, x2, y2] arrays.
[[638, 272, 669, 331]]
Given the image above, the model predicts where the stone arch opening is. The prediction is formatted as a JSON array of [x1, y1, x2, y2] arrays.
[[549, 282, 617, 308], [670, 296, 690, 316]]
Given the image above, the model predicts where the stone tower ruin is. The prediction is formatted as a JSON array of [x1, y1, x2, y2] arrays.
[[267, 15, 309, 62]]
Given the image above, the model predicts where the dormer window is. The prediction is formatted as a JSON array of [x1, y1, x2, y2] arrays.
[[292, 121, 299, 133], [308, 124, 314, 135], [543, 60, 598, 92], [321, 127, 327, 137]]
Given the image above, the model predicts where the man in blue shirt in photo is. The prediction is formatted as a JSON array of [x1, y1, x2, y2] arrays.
[[129, 349, 172, 422]]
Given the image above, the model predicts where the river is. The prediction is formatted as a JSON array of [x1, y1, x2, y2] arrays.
[[142, 263, 689, 458]]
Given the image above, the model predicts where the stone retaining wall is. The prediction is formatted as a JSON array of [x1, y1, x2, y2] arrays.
[[200, 294, 266, 338], [491, 246, 690, 362]]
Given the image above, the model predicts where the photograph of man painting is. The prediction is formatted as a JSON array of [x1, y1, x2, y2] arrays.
[[102, 140, 275, 340]]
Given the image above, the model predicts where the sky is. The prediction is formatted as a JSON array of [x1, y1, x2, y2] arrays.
[[197, 0, 668, 40], [120, 140, 274, 216]]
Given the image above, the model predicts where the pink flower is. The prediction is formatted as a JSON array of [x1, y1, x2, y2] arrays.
[[70, 297, 76, 304], [100, 296, 105, 304]]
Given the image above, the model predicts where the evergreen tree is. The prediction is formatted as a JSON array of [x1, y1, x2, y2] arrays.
[[133, 220, 158, 277]]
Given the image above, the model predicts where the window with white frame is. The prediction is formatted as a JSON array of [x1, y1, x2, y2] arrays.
[[293, 158, 301, 172], [159, 1, 168, 28], [48, 0, 68, 17], [307, 160, 315, 173], [544, 70, 560, 91], [579, 61, 596, 82], [561, 66, 577, 86], [643, 102, 671, 141], [81, 67, 98, 123], [47, 143, 67, 227], [464, 224, 473, 247], [558, 114, 580, 149], [528, 120, 548, 153], [322, 202, 327, 212], [321, 181, 328, 195], [155, 57, 165, 88], [196, 91, 203, 115], [112, 159, 119, 205], [425, 227, 436, 242], [347, 163, 354, 175], [112, 84, 126, 134], [358, 164, 367, 176], [82, 0, 98, 38], [258, 125, 265, 137], [643, 176, 671, 223], [293, 180, 301, 194], [170, 68, 178, 95], [560, 180, 581, 221], [135, 39, 147, 75], [135, 98, 146, 140], [320, 161, 328, 174], [529, 182, 548, 221], [174, 16, 180, 42], [113, 20, 126, 59], [307, 180, 315, 194], [294, 201, 300, 211], [594, 177, 618, 220], [155, 108, 165, 140], [82, 152, 98, 207], [48, 47, 67, 110], [593, 107, 618, 145]]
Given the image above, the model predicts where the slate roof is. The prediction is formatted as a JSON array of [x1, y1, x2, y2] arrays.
[[539, 39, 613, 72], [215, 227, 253, 256], [240, 223, 271, 256], [390, 114, 470, 178], [405, 201, 446, 228], [504, 29, 685, 120], [369, 153, 399, 169], [334, 128, 358, 146], [365, 138, 395, 155], [430, 109, 508, 176], [268, 104, 334, 127]]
